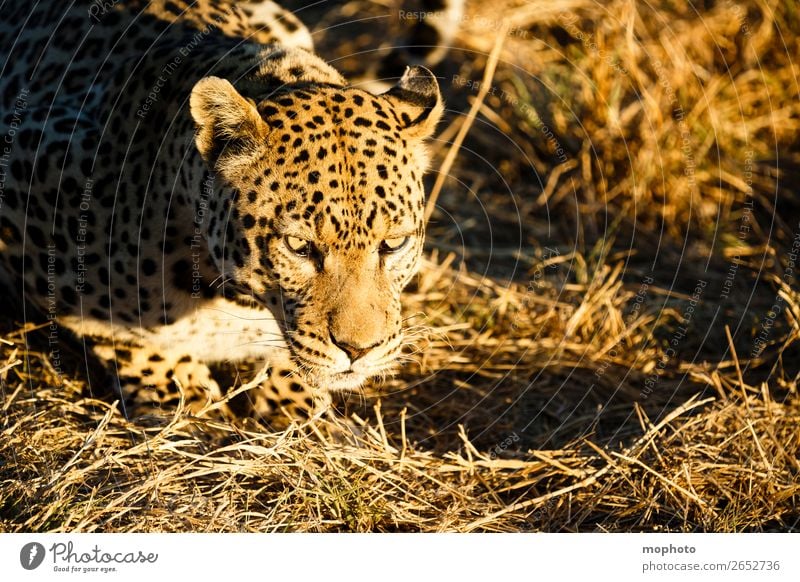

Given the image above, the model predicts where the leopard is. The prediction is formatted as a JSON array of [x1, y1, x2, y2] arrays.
[[0, 0, 457, 422]]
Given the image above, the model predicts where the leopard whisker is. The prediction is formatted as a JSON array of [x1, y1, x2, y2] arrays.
[[402, 312, 428, 324]]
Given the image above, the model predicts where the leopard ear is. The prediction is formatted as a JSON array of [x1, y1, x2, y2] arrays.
[[190, 76, 267, 169], [382, 66, 443, 140]]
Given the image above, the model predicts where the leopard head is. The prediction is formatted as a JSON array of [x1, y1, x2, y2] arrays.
[[190, 66, 442, 390]]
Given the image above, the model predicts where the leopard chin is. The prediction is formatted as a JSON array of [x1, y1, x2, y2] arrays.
[[317, 370, 369, 392]]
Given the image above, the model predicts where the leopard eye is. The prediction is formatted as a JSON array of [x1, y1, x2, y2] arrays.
[[285, 235, 312, 257], [379, 236, 410, 254]]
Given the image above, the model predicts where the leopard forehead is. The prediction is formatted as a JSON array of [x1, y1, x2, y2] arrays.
[[229, 87, 429, 250]]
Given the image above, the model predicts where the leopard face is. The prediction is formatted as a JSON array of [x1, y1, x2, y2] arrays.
[[190, 67, 443, 391]]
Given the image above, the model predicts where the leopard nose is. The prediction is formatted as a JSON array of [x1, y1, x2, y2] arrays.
[[330, 334, 380, 362]]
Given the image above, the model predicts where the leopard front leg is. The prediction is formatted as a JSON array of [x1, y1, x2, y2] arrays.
[[93, 342, 224, 418], [236, 362, 365, 442], [235, 362, 331, 423]]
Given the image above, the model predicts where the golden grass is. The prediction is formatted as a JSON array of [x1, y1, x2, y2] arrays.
[[1, 0, 799, 531]]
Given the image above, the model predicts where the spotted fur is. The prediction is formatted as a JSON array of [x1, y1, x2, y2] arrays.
[[0, 0, 444, 420]]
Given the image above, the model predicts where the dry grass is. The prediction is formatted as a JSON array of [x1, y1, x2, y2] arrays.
[[1, 0, 799, 532]]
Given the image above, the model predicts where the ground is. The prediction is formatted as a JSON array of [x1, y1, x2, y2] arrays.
[[1, 0, 799, 532]]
